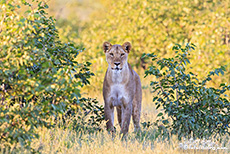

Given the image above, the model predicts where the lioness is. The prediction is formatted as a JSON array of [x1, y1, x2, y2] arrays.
[[103, 42, 142, 135]]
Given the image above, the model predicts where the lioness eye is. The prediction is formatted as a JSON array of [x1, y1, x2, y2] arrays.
[[121, 53, 125, 56]]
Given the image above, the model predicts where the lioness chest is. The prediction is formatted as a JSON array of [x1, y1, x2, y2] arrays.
[[108, 70, 130, 107], [109, 83, 128, 107]]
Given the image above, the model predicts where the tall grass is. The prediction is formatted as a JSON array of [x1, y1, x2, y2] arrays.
[[1, 116, 229, 154]]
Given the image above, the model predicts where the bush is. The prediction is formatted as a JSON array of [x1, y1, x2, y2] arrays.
[[67, 98, 104, 134], [0, 0, 93, 150], [143, 43, 230, 139]]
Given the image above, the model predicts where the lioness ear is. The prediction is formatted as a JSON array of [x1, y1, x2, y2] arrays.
[[122, 42, 132, 53], [103, 42, 112, 53]]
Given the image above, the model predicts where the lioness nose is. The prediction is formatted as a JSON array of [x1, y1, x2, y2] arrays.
[[114, 62, 120, 66]]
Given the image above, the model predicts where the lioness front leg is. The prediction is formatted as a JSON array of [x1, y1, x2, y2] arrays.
[[121, 102, 132, 135], [132, 99, 141, 132], [104, 102, 114, 133], [116, 106, 122, 128]]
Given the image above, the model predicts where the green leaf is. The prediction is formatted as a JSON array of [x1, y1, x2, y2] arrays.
[[157, 112, 163, 117]]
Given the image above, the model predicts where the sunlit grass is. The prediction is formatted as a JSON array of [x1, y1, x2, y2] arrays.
[[18, 127, 230, 153], [1, 116, 229, 154]]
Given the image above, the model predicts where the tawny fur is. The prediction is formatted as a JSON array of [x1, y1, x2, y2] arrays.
[[102, 42, 142, 135]]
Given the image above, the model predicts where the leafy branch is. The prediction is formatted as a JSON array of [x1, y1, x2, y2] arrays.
[[143, 43, 230, 139]]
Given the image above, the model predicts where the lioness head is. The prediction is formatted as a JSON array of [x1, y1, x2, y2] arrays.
[[103, 42, 132, 71]]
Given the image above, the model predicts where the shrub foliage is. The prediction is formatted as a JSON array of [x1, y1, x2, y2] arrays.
[[143, 43, 230, 139], [0, 0, 94, 149]]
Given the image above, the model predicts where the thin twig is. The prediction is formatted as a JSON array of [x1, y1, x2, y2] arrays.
[[174, 60, 183, 107]]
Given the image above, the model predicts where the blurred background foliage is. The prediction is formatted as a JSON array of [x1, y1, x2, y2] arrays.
[[47, 0, 230, 97]]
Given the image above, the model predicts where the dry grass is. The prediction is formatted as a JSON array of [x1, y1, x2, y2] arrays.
[[1, 113, 229, 154], [15, 123, 227, 154]]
